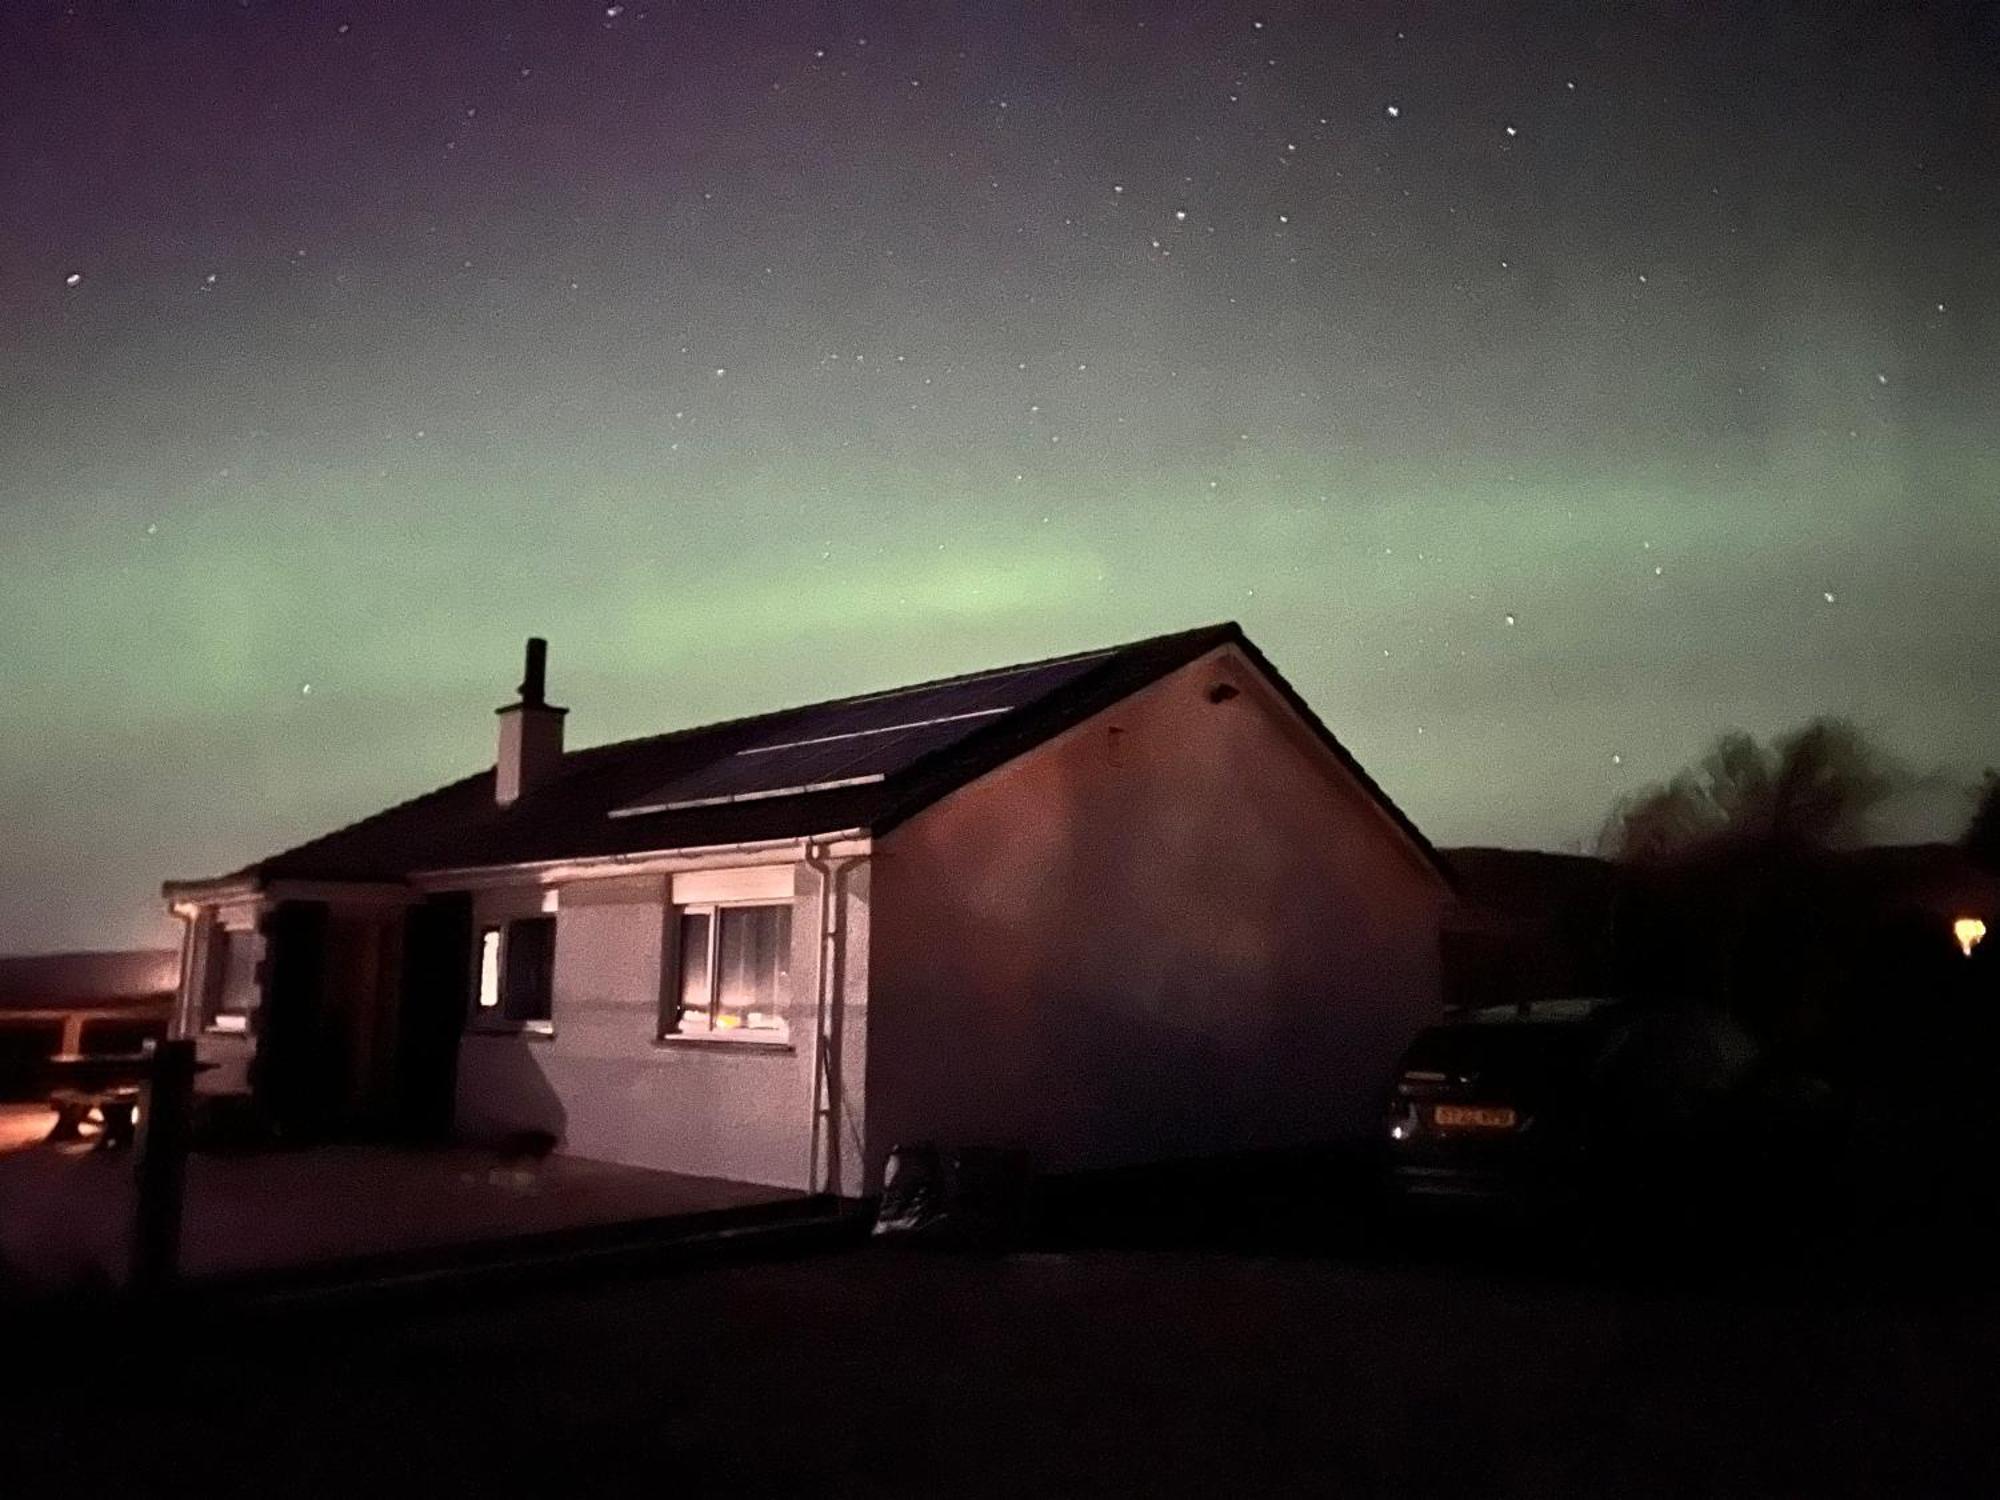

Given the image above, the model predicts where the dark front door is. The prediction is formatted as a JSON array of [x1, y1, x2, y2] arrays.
[[394, 892, 473, 1142], [251, 900, 333, 1139]]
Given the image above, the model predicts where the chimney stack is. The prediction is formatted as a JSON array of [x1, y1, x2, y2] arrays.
[[495, 636, 567, 807]]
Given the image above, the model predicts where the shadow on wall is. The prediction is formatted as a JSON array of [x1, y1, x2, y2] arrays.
[[455, 1036, 567, 1150], [1057, 996, 1239, 1164]]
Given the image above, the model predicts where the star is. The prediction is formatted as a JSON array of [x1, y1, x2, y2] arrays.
[[64, 272, 82, 286], [1384, 104, 1401, 118]]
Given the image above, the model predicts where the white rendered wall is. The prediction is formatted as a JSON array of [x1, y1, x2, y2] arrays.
[[453, 860, 871, 1193], [866, 645, 1448, 1188]]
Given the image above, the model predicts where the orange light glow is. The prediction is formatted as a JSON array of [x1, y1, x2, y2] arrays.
[[1953, 917, 1987, 958]]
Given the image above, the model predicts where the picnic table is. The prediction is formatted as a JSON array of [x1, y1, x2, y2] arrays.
[[47, 1086, 142, 1149], [39, 1052, 213, 1151]]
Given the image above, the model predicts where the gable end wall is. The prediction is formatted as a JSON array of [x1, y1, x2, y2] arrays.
[[867, 646, 1445, 1185]]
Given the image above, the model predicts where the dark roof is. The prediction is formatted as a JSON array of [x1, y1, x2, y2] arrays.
[[180, 623, 1448, 888], [0, 949, 179, 1011]]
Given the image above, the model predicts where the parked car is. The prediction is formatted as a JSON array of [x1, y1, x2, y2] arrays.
[[1383, 998, 1619, 1206], [1384, 996, 1764, 1212]]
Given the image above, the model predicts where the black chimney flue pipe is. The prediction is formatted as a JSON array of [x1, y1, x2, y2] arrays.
[[520, 637, 548, 705]]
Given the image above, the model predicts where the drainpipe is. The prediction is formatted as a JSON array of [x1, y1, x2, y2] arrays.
[[803, 842, 859, 1198]]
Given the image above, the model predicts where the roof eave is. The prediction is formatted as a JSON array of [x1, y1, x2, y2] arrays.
[[161, 872, 264, 909], [865, 622, 1246, 839], [1225, 632, 1458, 895], [867, 623, 1456, 895]]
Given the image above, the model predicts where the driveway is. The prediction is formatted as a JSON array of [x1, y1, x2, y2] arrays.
[[9, 1241, 1997, 1496], [0, 1139, 796, 1292]]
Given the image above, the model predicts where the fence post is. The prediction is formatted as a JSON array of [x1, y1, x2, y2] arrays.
[[131, 1038, 196, 1291]]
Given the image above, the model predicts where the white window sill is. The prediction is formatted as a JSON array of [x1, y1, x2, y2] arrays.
[[653, 1033, 794, 1054], [466, 1021, 556, 1040]]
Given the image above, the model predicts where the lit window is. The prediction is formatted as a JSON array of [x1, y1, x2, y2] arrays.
[[477, 928, 502, 1009], [472, 918, 556, 1029], [666, 903, 792, 1041]]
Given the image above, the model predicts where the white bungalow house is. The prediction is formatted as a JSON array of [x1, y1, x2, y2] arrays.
[[162, 624, 1453, 1196]]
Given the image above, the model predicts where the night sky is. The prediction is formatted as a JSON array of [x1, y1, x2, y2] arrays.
[[3, 1, 1996, 952]]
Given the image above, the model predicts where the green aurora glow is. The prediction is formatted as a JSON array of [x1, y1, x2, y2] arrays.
[[2, 1, 1994, 948]]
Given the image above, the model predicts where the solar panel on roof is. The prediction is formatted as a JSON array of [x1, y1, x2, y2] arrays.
[[611, 708, 1004, 815], [608, 648, 1113, 818], [738, 705, 1010, 759]]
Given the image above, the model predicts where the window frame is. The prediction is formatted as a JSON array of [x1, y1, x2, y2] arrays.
[[202, 924, 260, 1035], [469, 915, 558, 1036], [660, 899, 794, 1046]]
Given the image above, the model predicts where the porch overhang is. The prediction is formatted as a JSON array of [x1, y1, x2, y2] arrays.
[[161, 873, 262, 911]]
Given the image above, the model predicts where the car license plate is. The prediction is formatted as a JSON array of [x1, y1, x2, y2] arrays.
[[1433, 1104, 1516, 1130]]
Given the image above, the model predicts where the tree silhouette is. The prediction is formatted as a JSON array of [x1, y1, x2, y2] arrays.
[[1599, 718, 1905, 867], [1597, 719, 1908, 1042], [1598, 728, 2000, 1235]]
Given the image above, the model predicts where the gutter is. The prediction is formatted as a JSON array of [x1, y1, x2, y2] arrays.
[[411, 829, 871, 891]]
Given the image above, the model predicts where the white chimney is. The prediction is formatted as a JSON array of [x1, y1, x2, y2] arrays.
[[495, 636, 567, 807]]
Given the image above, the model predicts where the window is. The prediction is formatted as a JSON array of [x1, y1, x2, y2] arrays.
[[473, 916, 556, 1030], [666, 903, 792, 1041], [204, 928, 260, 1033]]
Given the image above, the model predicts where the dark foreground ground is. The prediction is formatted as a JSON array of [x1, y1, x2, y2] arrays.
[[8, 1185, 1999, 1499]]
